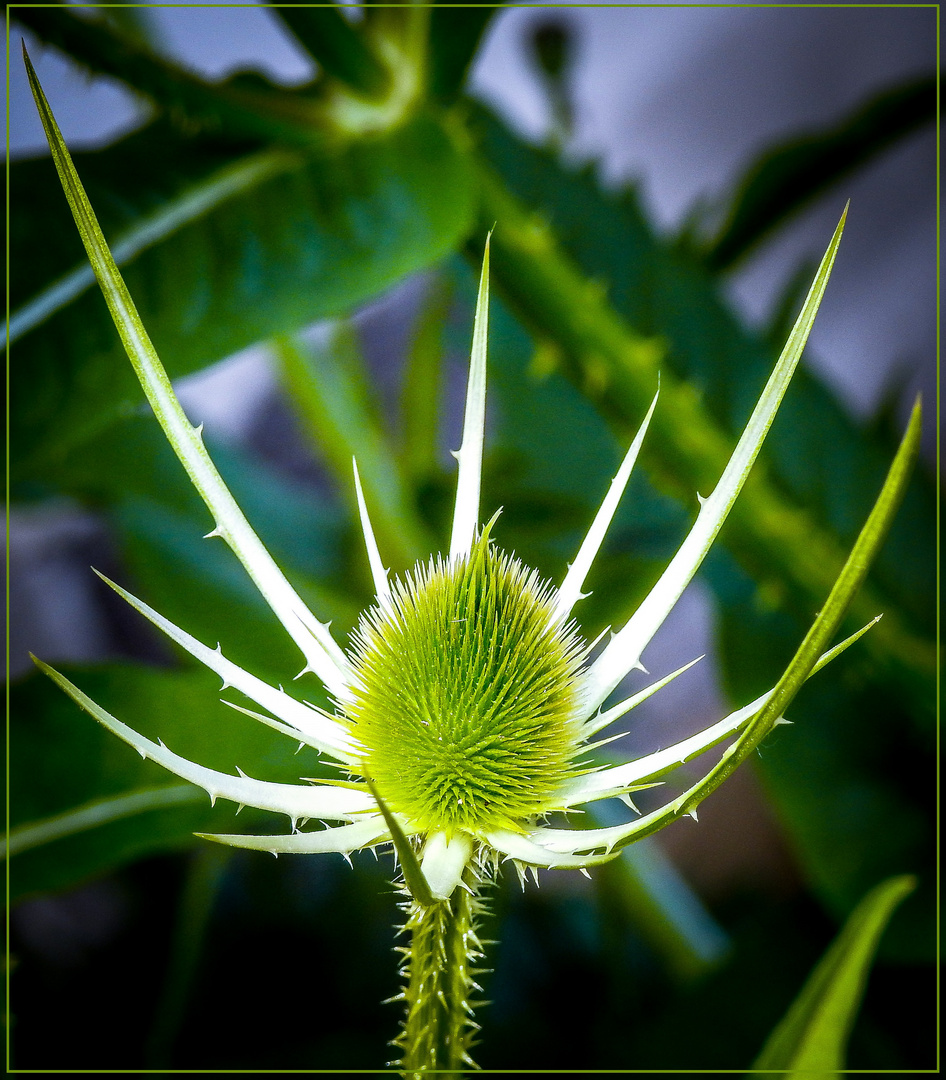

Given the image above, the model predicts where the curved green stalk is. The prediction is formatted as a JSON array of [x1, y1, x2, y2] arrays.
[[394, 874, 487, 1076], [3, 784, 199, 858]]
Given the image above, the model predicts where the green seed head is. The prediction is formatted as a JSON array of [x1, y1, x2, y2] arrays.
[[345, 524, 589, 837]]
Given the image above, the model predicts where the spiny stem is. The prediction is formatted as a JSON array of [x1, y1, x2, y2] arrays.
[[394, 874, 488, 1077]]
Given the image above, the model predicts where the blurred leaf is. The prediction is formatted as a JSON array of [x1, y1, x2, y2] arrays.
[[399, 272, 454, 490], [428, 4, 497, 101], [15, 7, 319, 144], [702, 76, 937, 271], [11, 110, 474, 475], [275, 329, 434, 572], [145, 844, 232, 1068], [273, 5, 391, 98], [6, 784, 201, 858], [528, 14, 578, 145], [98, 2, 161, 53], [10, 118, 266, 329], [594, 831, 730, 984], [752, 875, 915, 1076], [8, 662, 332, 901]]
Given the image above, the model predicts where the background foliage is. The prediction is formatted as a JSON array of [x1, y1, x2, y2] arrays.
[[6, 4, 937, 1072]]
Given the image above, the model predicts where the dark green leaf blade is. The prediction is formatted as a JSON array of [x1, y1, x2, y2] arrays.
[[365, 781, 434, 907], [752, 875, 916, 1076]]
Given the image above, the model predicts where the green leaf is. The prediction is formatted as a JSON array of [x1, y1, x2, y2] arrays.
[[5, 783, 202, 859], [11, 107, 474, 477], [9, 124, 283, 344], [752, 875, 916, 1076], [146, 844, 232, 1069], [703, 76, 937, 271], [592, 827, 730, 983]]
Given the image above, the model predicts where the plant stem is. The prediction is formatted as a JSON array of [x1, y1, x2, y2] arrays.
[[395, 875, 487, 1077]]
